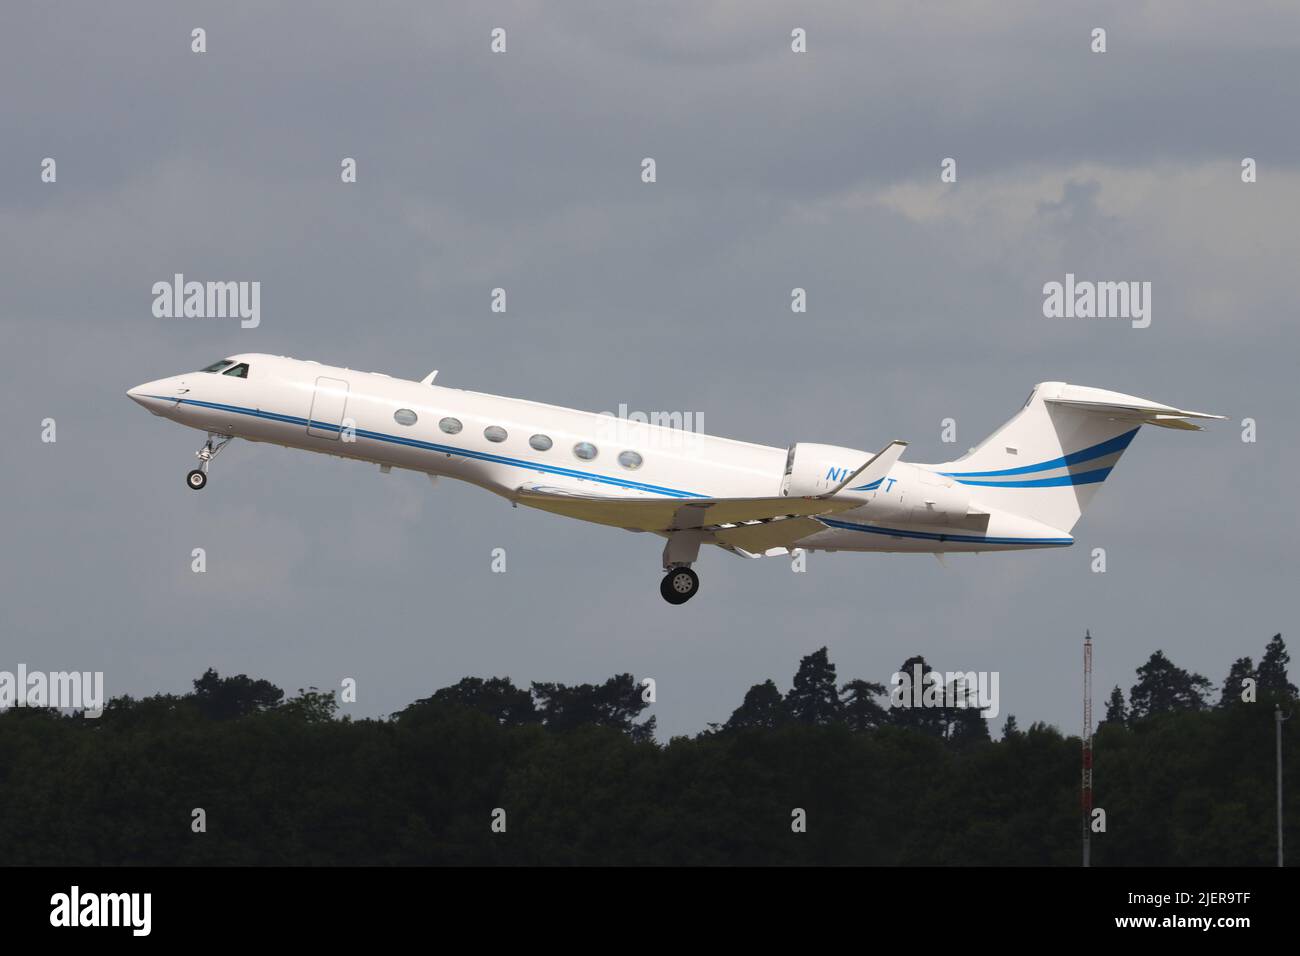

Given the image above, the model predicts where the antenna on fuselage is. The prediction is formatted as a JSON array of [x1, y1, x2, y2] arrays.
[[420, 370, 438, 385]]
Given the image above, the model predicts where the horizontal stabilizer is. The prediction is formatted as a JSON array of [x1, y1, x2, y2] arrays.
[[1045, 389, 1224, 431]]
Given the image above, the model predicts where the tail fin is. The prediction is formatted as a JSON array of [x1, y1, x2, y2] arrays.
[[930, 382, 1222, 533]]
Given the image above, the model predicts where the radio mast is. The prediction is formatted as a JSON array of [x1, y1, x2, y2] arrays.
[[1082, 629, 1093, 867]]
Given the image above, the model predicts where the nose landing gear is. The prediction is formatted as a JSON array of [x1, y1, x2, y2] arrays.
[[660, 566, 700, 605], [187, 433, 233, 491]]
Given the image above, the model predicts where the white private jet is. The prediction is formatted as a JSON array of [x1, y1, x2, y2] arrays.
[[128, 354, 1222, 604]]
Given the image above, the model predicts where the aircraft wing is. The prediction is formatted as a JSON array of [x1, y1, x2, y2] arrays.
[[513, 485, 859, 533], [514, 439, 908, 534]]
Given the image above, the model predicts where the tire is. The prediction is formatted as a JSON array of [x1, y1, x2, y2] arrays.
[[186, 469, 207, 490], [660, 567, 699, 605]]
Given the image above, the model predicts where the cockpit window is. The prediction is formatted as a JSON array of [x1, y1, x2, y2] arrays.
[[201, 359, 234, 373], [223, 363, 250, 379]]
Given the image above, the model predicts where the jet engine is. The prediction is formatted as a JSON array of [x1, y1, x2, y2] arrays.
[[779, 442, 874, 497], [865, 463, 977, 524]]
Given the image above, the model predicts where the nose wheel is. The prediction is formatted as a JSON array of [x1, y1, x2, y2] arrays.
[[187, 433, 233, 491], [660, 566, 700, 605]]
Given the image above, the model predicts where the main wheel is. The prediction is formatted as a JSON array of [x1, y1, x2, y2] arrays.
[[186, 469, 208, 490], [660, 567, 699, 605]]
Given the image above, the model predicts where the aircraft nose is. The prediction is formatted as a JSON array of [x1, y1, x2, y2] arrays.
[[127, 378, 182, 414]]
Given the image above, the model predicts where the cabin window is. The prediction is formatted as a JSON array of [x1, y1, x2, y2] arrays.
[[573, 441, 598, 461], [618, 450, 643, 470], [529, 434, 553, 452], [222, 363, 249, 378], [484, 425, 508, 443], [393, 408, 418, 426], [201, 359, 234, 373], [439, 417, 463, 434]]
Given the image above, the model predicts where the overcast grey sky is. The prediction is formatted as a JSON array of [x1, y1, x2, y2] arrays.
[[2, 2, 1296, 738]]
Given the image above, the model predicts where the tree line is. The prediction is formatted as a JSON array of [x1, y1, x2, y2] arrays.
[[0, 635, 1294, 865]]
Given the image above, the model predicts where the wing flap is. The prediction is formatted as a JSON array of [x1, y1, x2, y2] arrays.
[[712, 517, 827, 554], [514, 487, 858, 533]]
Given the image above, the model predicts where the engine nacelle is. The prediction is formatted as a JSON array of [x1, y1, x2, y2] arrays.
[[781, 445, 976, 526], [780, 442, 874, 497], [867, 462, 975, 524]]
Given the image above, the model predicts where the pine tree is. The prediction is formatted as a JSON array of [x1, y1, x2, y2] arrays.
[[1257, 634, 1298, 700], [724, 679, 787, 730], [1102, 685, 1127, 727], [1218, 657, 1256, 708], [427, 676, 539, 725], [945, 674, 991, 748], [785, 647, 842, 725], [191, 668, 284, 720], [1129, 650, 1212, 720], [531, 673, 654, 740], [889, 655, 947, 738], [840, 679, 889, 731]]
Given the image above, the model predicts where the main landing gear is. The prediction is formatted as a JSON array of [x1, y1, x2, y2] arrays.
[[660, 530, 704, 605], [186, 433, 233, 491], [660, 566, 700, 605]]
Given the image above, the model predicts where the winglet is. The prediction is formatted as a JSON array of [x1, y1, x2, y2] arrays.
[[823, 439, 908, 497]]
